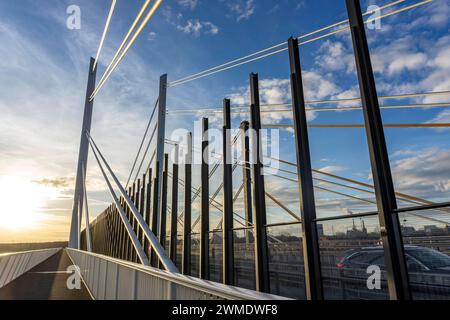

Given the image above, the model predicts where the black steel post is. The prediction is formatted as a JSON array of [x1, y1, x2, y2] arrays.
[[159, 154, 169, 251], [288, 37, 323, 300], [182, 133, 193, 275], [249, 73, 270, 293], [222, 99, 235, 285], [170, 145, 179, 264], [140, 174, 146, 247], [240, 121, 253, 245], [120, 199, 126, 260], [151, 163, 160, 266], [144, 169, 152, 257], [131, 183, 137, 262], [135, 179, 142, 257], [200, 118, 210, 280], [346, 0, 411, 300], [127, 186, 133, 261]]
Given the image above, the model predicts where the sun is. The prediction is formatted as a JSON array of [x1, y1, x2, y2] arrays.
[[0, 176, 57, 230]]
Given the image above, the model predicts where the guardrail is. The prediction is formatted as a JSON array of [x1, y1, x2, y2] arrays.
[[0, 248, 61, 288], [66, 248, 290, 300]]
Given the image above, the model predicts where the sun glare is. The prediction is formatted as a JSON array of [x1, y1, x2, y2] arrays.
[[0, 176, 58, 230]]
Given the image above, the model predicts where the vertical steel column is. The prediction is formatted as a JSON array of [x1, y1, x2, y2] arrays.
[[222, 99, 235, 285], [288, 37, 323, 300], [159, 154, 169, 249], [114, 210, 118, 257], [151, 163, 160, 266], [81, 164, 92, 252], [249, 73, 270, 293], [131, 183, 137, 262], [200, 118, 210, 280], [240, 121, 253, 245], [170, 145, 180, 264], [154, 74, 168, 253], [119, 198, 126, 259], [135, 179, 142, 249], [346, 0, 410, 300], [182, 133, 193, 275], [144, 169, 152, 257], [128, 186, 134, 262], [140, 174, 146, 245], [69, 57, 97, 249]]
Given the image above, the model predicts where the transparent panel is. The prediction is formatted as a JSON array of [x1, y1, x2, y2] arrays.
[[190, 233, 200, 278], [400, 209, 450, 300], [165, 236, 170, 255], [176, 234, 183, 271], [166, 170, 173, 236], [209, 163, 224, 231], [191, 164, 201, 235], [267, 224, 306, 299], [318, 216, 389, 300], [234, 229, 256, 290], [209, 231, 223, 283], [264, 174, 301, 226]]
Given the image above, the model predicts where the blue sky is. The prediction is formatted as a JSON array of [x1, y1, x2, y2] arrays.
[[0, 0, 449, 242]]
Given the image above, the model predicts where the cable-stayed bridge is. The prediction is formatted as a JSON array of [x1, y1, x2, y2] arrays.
[[1, 0, 450, 301]]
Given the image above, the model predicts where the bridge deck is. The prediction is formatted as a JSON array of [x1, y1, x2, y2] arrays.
[[0, 250, 92, 300]]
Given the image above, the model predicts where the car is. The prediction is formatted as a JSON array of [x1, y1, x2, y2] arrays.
[[335, 245, 450, 299], [337, 245, 450, 274]]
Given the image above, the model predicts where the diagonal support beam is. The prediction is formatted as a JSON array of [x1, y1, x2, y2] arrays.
[[87, 133, 179, 273]]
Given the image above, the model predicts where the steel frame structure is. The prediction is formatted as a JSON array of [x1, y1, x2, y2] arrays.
[[73, 0, 449, 301]]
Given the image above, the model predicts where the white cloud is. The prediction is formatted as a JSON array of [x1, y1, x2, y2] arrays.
[[406, 0, 450, 29], [371, 36, 429, 75], [425, 109, 450, 132], [148, 31, 157, 41], [391, 148, 450, 197], [176, 19, 219, 36], [227, 0, 255, 21], [177, 0, 199, 10], [317, 166, 344, 174], [315, 40, 355, 74], [387, 52, 428, 75], [226, 73, 340, 124]]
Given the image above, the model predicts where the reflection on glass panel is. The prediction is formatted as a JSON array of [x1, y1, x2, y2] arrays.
[[234, 229, 256, 290], [264, 174, 301, 225], [209, 231, 223, 283], [399, 210, 450, 300], [267, 224, 306, 299], [190, 233, 200, 278], [209, 164, 224, 231], [164, 236, 170, 254], [176, 234, 183, 271], [308, 122, 377, 220], [318, 216, 389, 300]]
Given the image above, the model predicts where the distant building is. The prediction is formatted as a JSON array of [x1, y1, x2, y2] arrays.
[[424, 225, 441, 235], [402, 226, 416, 236], [317, 224, 324, 237]]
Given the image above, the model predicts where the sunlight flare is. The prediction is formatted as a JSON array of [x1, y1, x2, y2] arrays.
[[0, 176, 58, 229]]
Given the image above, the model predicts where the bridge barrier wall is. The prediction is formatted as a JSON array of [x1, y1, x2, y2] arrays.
[[0, 248, 61, 288], [66, 248, 290, 300]]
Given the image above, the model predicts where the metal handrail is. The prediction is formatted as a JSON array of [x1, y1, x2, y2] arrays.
[[67, 248, 290, 300]]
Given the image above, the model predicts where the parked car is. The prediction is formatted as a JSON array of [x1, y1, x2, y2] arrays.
[[337, 245, 450, 274], [335, 245, 450, 299]]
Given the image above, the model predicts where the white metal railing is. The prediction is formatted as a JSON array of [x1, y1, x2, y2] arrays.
[[0, 248, 61, 288], [66, 248, 290, 300]]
